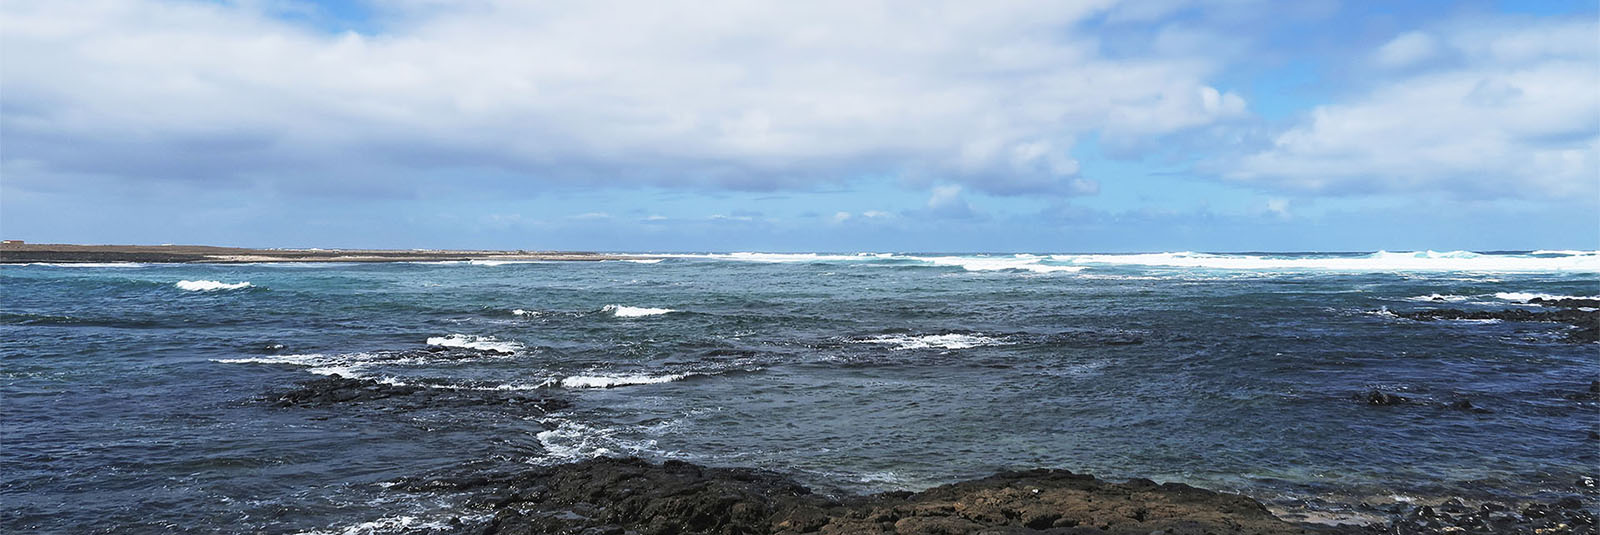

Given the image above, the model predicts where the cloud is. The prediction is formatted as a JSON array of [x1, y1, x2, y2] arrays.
[[1, 0, 1248, 198], [1374, 31, 1438, 69], [1264, 198, 1290, 219], [923, 184, 979, 219], [1227, 17, 1598, 200]]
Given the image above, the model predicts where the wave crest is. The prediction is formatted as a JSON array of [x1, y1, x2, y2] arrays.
[[602, 304, 675, 317], [425, 334, 523, 353], [176, 280, 252, 291]]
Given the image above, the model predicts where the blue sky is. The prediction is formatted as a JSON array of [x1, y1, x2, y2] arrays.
[[2, 0, 1595, 252]]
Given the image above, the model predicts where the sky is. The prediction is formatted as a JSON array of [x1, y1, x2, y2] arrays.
[[1, 0, 1596, 252]]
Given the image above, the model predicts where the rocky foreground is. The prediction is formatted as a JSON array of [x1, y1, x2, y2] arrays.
[[379, 457, 1600, 535], [419, 457, 1319, 535]]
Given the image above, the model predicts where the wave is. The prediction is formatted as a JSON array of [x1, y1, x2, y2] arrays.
[[558, 373, 690, 388], [1491, 292, 1593, 302], [425, 334, 523, 353], [175, 280, 252, 291], [534, 417, 671, 463], [1049, 250, 1600, 272], [511, 309, 540, 316], [849, 333, 1009, 351], [602, 304, 675, 317], [214, 347, 514, 378], [637, 250, 1599, 273], [912, 256, 1084, 273]]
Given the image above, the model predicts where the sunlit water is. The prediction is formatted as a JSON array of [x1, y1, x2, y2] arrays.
[[3, 251, 1597, 533]]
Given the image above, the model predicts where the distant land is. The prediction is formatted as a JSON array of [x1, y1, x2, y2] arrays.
[[0, 242, 636, 264]]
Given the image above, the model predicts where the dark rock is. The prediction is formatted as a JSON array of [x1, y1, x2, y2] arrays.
[[266, 374, 569, 412], [1447, 399, 1491, 413], [1529, 297, 1600, 308], [1393, 307, 1600, 343], [1361, 390, 1409, 406], [475, 457, 1317, 535]]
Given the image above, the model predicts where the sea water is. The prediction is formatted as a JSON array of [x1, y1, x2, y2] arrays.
[[2, 251, 1597, 533]]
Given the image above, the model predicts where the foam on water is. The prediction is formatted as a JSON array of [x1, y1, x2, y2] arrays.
[[559, 373, 690, 388], [1492, 292, 1593, 302], [850, 333, 1009, 351], [637, 250, 1600, 273], [534, 417, 674, 464], [602, 304, 675, 317], [911, 256, 1085, 273], [176, 280, 253, 291], [425, 334, 523, 353], [511, 309, 539, 316], [1050, 250, 1600, 272]]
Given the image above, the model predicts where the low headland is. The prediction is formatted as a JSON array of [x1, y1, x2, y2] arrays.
[[0, 242, 637, 264]]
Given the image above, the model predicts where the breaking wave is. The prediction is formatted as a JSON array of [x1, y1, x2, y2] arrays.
[[602, 304, 675, 317], [558, 373, 690, 388], [849, 333, 1009, 351], [425, 334, 523, 353], [176, 280, 253, 291], [633, 250, 1599, 273]]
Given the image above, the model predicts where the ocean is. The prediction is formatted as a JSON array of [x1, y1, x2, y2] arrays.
[[2, 250, 1597, 534]]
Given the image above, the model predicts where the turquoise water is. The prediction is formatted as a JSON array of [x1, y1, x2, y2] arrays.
[[2, 251, 1597, 533]]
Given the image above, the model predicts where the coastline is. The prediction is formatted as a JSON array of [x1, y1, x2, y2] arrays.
[[0, 243, 641, 264]]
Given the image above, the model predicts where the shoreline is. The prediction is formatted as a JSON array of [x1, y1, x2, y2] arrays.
[[394, 455, 1596, 535], [0, 243, 641, 264]]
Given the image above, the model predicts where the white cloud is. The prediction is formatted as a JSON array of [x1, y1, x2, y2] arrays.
[[1374, 31, 1438, 69], [1228, 17, 1599, 199], [1264, 198, 1290, 219], [830, 211, 853, 224], [924, 184, 978, 219], [0, 0, 1246, 197]]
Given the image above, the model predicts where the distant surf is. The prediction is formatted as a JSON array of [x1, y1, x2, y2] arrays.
[[632, 250, 1600, 273]]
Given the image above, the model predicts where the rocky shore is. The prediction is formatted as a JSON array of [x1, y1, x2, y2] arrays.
[[0, 243, 639, 263], [1394, 298, 1600, 343], [371, 457, 1600, 535]]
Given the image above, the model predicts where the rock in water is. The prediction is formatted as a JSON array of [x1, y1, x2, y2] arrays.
[[476, 457, 1318, 535], [1362, 390, 1408, 406]]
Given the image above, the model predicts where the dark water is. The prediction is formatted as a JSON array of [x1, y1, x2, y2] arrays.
[[2, 251, 1597, 534]]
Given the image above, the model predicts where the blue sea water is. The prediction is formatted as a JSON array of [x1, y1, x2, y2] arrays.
[[2, 251, 1597, 534]]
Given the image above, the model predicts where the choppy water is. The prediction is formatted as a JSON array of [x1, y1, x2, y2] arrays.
[[3, 251, 1597, 534]]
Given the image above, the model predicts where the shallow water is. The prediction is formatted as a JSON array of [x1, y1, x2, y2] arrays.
[[3, 251, 1597, 533]]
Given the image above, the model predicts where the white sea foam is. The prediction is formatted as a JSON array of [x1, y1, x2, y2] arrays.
[[635, 250, 1600, 273], [212, 353, 365, 377], [559, 373, 689, 388], [602, 304, 675, 317], [175, 280, 252, 291], [911, 255, 1085, 273], [1492, 292, 1592, 302], [425, 334, 523, 353], [511, 309, 540, 316], [621, 258, 663, 264], [292, 513, 488, 535], [1050, 250, 1600, 272], [534, 417, 672, 463], [214, 348, 512, 378], [850, 333, 1008, 351]]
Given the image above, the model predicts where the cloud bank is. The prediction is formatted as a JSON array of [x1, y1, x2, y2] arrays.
[[1228, 17, 1598, 199], [2, 0, 1249, 197]]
